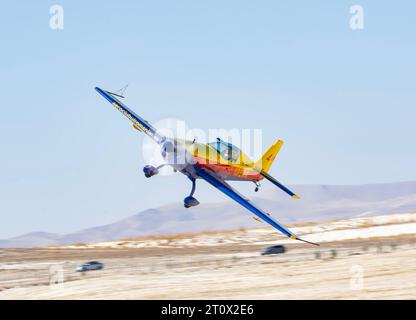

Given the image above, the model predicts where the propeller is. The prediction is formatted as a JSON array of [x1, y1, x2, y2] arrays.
[[142, 118, 196, 176]]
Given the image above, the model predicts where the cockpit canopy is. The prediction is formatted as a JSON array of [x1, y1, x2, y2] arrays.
[[208, 138, 243, 163]]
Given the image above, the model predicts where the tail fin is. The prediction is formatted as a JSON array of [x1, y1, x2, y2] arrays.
[[254, 140, 284, 173]]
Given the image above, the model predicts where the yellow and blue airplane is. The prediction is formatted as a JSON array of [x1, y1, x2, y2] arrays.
[[96, 87, 318, 246]]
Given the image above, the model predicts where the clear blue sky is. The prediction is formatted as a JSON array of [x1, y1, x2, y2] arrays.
[[1, 1, 415, 238]]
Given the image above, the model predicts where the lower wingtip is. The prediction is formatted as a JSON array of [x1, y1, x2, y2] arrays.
[[295, 237, 320, 246], [290, 235, 321, 247]]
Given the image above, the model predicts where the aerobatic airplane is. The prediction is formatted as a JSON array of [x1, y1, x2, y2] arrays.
[[95, 87, 318, 245]]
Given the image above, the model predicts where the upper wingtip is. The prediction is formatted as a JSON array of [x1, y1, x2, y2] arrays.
[[292, 195, 301, 199]]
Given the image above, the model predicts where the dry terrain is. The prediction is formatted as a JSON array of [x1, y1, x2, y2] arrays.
[[0, 213, 415, 299]]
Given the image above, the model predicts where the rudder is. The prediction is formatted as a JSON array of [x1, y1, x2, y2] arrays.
[[254, 140, 284, 173]]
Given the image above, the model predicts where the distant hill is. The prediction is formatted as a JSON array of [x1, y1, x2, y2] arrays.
[[1, 181, 415, 248]]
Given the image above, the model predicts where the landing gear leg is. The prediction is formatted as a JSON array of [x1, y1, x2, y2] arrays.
[[254, 181, 261, 192], [184, 178, 200, 208]]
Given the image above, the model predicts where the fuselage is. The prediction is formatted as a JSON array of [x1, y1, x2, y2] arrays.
[[168, 138, 263, 182]]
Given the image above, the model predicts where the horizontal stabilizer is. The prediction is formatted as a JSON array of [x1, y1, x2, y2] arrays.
[[259, 171, 300, 199]]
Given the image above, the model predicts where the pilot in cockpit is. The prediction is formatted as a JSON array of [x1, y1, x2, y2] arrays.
[[209, 138, 241, 163]]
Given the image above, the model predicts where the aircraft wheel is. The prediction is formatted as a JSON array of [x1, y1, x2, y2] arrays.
[[184, 196, 200, 208]]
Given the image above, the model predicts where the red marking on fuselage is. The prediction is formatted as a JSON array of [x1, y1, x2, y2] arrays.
[[194, 156, 262, 181]]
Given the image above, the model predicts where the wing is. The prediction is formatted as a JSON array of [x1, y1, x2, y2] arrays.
[[95, 87, 166, 144], [197, 168, 293, 238], [197, 168, 318, 245]]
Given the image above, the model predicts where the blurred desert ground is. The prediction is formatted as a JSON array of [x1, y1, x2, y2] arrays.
[[0, 212, 415, 300]]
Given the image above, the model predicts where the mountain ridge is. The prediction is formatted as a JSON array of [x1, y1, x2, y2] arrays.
[[1, 181, 415, 248]]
